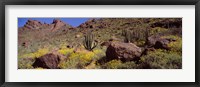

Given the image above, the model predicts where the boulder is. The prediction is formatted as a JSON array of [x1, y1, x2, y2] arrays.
[[147, 35, 160, 47], [100, 41, 111, 47], [154, 39, 170, 50], [32, 53, 60, 69], [106, 42, 142, 62]]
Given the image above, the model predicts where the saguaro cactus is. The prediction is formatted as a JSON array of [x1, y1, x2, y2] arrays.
[[83, 31, 98, 51]]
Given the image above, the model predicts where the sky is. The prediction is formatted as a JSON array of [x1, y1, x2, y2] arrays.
[[18, 18, 90, 27]]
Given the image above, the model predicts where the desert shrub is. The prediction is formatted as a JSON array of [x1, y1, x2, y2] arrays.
[[102, 60, 123, 69], [168, 39, 182, 54], [18, 58, 34, 69], [134, 40, 145, 47], [58, 48, 74, 56], [58, 50, 97, 69], [34, 48, 49, 58], [150, 27, 168, 35], [139, 49, 182, 69], [58, 48, 106, 69], [102, 60, 137, 69], [120, 61, 137, 69], [161, 35, 182, 54], [93, 48, 106, 60], [19, 48, 49, 59], [58, 58, 79, 69]]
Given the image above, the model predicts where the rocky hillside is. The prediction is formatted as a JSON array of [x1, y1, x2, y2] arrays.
[[18, 18, 182, 69]]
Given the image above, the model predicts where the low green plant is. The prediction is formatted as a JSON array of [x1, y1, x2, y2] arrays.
[[139, 49, 182, 69], [102, 60, 137, 69], [102, 60, 123, 69], [161, 35, 182, 54]]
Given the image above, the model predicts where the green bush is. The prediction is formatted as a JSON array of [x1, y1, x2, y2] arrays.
[[161, 35, 182, 54], [139, 49, 182, 69], [102, 60, 137, 69], [150, 27, 168, 35]]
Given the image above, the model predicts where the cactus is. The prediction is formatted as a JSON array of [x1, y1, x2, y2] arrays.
[[144, 27, 151, 45], [122, 29, 132, 43], [122, 23, 151, 44], [83, 31, 98, 51], [122, 29, 126, 36]]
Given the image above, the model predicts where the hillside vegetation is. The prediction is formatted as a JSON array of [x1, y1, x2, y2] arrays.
[[18, 18, 182, 69]]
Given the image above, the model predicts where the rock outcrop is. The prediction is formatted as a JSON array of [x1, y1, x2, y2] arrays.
[[24, 19, 43, 29], [51, 19, 66, 31], [22, 19, 72, 31]]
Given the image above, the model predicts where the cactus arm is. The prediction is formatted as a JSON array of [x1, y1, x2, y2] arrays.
[[91, 41, 98, 50]]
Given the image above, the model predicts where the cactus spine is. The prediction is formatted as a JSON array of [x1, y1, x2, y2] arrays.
[[83, 31, 98, 51]]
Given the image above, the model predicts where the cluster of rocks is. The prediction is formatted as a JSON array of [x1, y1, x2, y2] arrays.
[[105, 35, 177, 62], [24, 20, 43, 29], [147, 35, 176, 50]]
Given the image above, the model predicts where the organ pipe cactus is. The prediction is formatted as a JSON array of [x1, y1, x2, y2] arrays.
[[123, 27, 150, 44], [122, 29, 133, 43], [83, 31, 98, 51]]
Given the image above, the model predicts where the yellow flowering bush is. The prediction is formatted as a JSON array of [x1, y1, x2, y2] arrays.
[[69, 51, 95, 63], [59, 49, 105, 69], [103, 60, 123, 69], [34, 48, 49, 58], [19, 48, 49, 58], [161, 35, 182, 54], [58, 48, 74, 55], [93, 49, 105, 60]]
